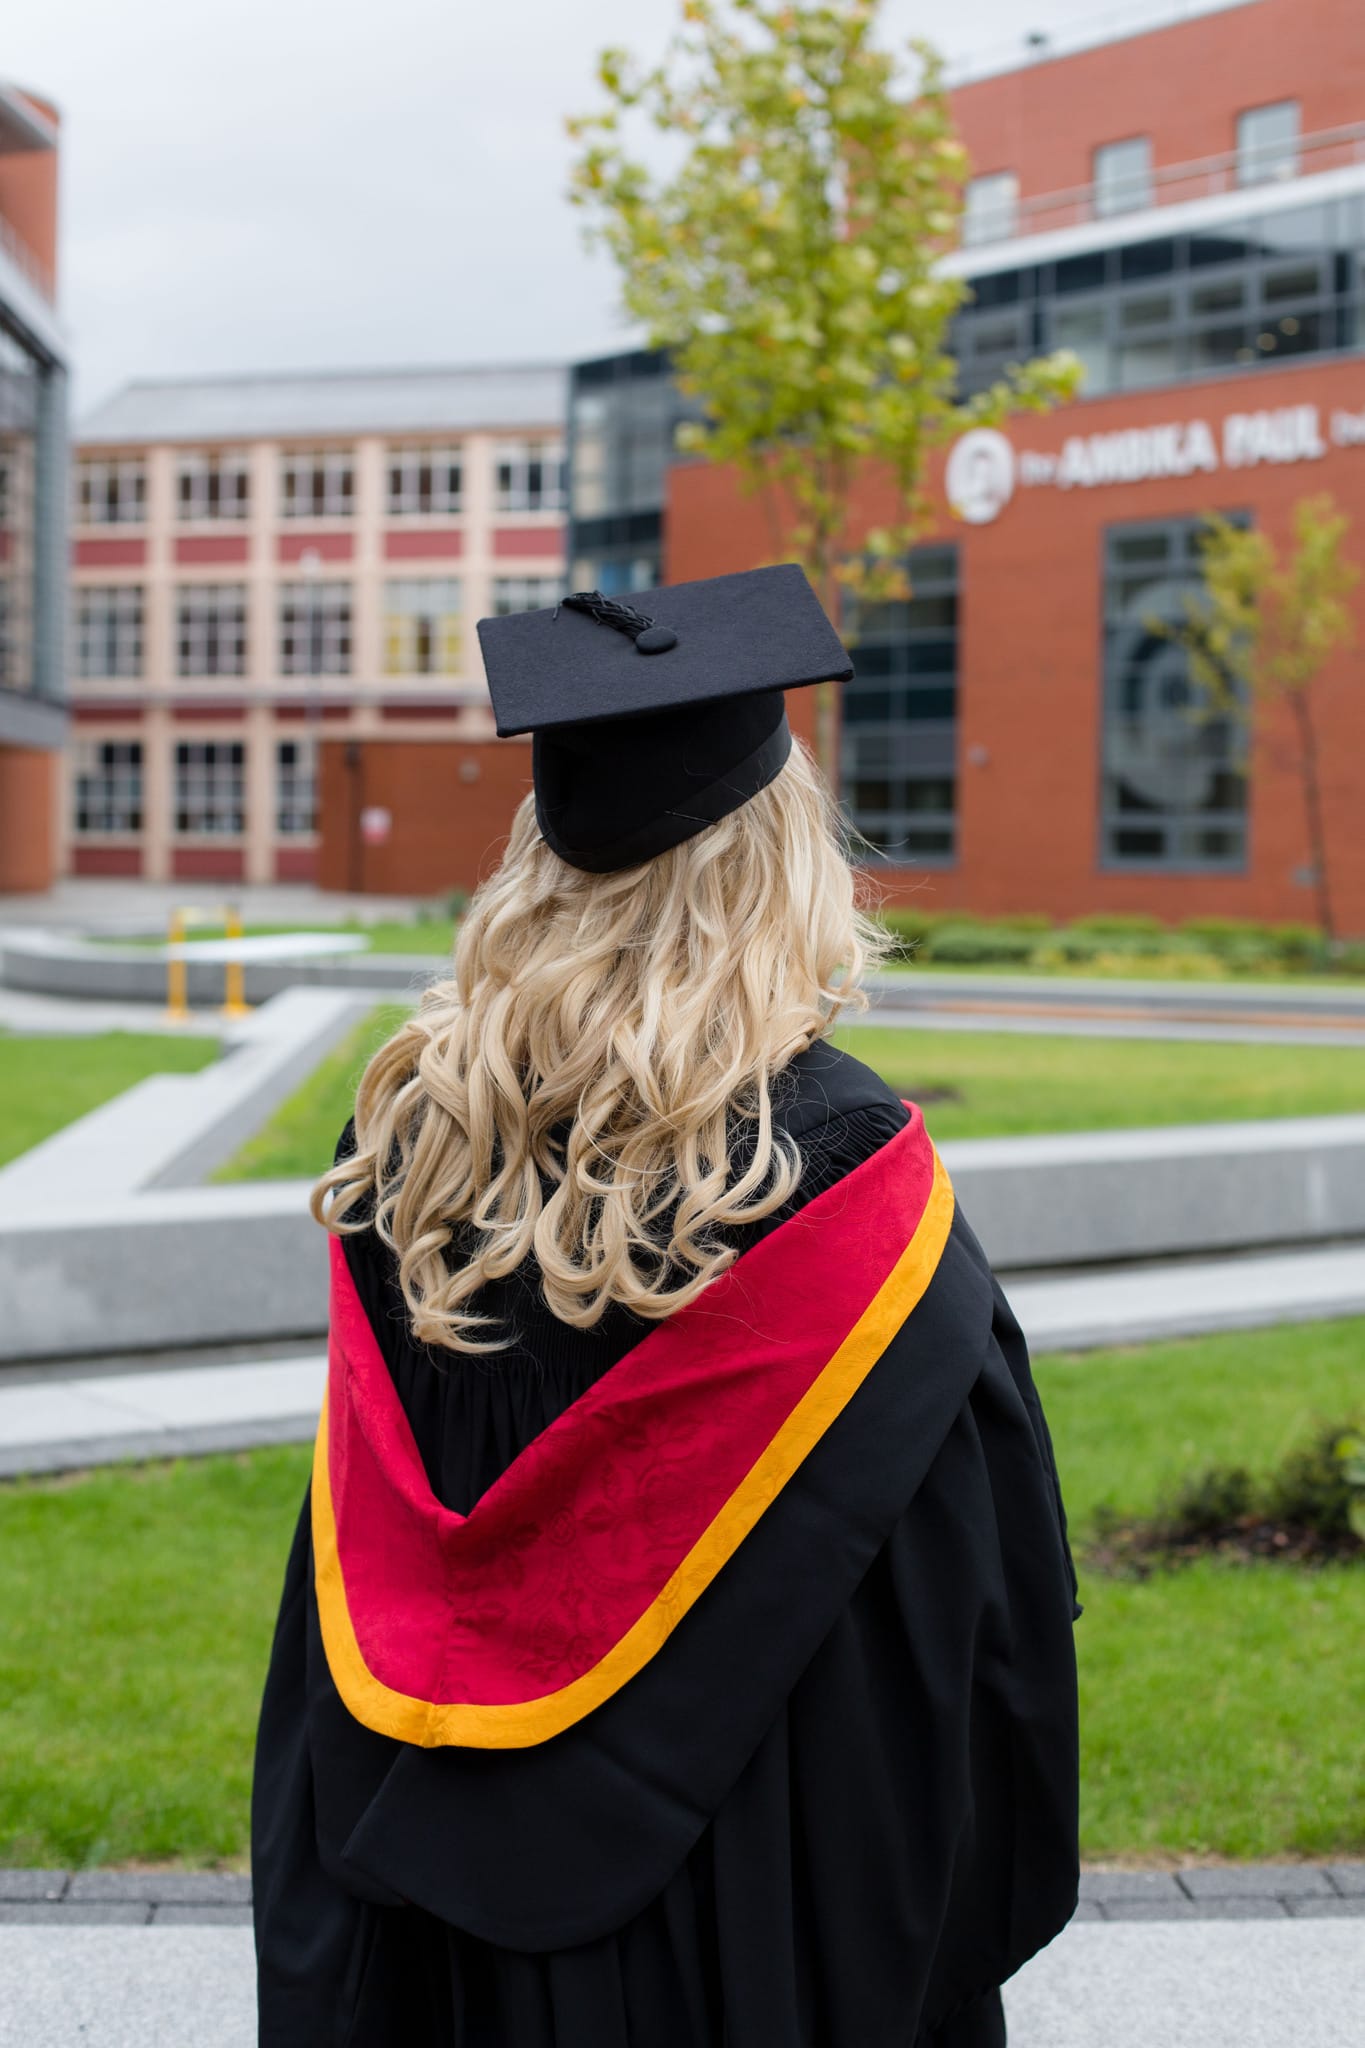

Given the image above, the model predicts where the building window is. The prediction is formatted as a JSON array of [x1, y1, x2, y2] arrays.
[[176, 585, 248, 677], [174, 740, 246, 835], [387, 445, 463, 516], [1101, 520, 1249, 871], [491, 575, 564, 615], [954, 194, 1360, 404], [0, 441, 33, 690], [177, 452, 250, 521], [962, 172, 1018, 249], [77, 458, 146, 527], [383, 578, 462, 675], [566, 350, 704, 592], [494, 439, 566, 513], [74, 740, 143, 834], [280, 449, 354, 519], [279, 583, 352, 675], [276, 739, 316, 835], [77, 586, 144, 678], [1238, 101, 1299, 187], [841, 545, 959, 865], [1094, 138, 1152, 219]]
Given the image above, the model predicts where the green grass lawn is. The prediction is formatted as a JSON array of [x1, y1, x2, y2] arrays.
[[0, 1032, 220, 1169], [213, 1004, 412, 1182], [1035, 1316, 1365, 1861], [217, 1014, 1365, 1184], [0, 1319, 1360, 1870], [834, 1023, 1365, 1138], [0, 1448, 306, 1869]]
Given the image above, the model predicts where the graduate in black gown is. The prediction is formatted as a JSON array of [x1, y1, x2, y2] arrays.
[[253, 567, 1081, 2047]]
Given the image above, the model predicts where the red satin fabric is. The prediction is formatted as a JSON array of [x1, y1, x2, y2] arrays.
[[325, 1103, 935, 1708]]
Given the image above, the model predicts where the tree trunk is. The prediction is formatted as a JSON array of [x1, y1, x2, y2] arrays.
[[813, 555, 842, 792], [1291, 689, 1336, 946]]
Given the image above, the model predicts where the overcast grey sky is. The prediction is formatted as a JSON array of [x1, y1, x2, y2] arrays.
[[9, 0, 1158, 416]]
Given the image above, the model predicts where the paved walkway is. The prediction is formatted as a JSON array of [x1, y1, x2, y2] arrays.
[[0, 1868, 1360, 2047], [4, 1861, 1359, 1927], [0, 986, 228, 1036], [856, 998, 1365, 1048]]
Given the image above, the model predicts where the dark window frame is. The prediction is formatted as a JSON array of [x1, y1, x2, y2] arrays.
[[1097, 515, 1251, 875], [840, 545, 960, 870]]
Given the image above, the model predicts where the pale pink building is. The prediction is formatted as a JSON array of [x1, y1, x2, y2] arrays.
[[67, 364, 566, 884]]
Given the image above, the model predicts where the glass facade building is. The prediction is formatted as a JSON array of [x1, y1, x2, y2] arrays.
[[0, 84, 68, 889], [0, 290, 66, 730], [1099, 520, 1249, 871], [568, 135, 1365, 893], [950, 192, 1365, 403], [842, 548, 960, 866], [567, 351, 700, 595]]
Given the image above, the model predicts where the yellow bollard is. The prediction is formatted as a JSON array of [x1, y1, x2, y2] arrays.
[[222, 904, 250, 1020], [166, 908, 191, 1025]]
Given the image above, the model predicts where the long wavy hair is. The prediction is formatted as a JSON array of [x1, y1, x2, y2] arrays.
[[312, 736, 890, 1353]]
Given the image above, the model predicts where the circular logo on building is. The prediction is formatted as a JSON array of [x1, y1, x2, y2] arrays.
[[946, 428, 1016, 526]]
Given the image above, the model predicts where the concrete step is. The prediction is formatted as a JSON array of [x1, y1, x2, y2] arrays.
[[2, 1240, 1361, 1475]]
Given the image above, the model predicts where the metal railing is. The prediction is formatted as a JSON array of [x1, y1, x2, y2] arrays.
[[959, 120, 1365, 254]]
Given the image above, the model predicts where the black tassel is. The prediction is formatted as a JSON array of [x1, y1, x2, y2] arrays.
[[556, 591, 678, 654]]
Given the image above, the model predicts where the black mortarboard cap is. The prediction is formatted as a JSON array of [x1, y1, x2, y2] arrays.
[[476, 563, 851, 873]]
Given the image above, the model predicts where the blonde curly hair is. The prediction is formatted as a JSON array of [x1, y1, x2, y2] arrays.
[[312, 736, 890, 1353]]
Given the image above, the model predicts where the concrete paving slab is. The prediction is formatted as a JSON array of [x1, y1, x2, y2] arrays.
[[66, 1872, 251, 1906], [0, 1926, 254, 2047], [1, 1915, 1362, 2048], [1079, 1868, 1184, 1903], [1102, 1897, 1289, 1920], [1180, 1863, 1336, 1898], [0, 1417, 317, 1481], [0, 1356, 325, 1453], [868, 968, 1365, 1023], [0, 1872, 67, 1902], [1006, 1240, 1365, 1350], [0, 987, 224, 1037], [856, 1002, 1365, 1048], [150, 1905, 253, 1927], [1004, 1918, 1365, 2048], [0, 1902, 150, 1928]]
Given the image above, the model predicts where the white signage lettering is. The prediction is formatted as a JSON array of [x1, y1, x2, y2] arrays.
[[1054, 419, 1220, 490], [1330, 407, 1365, 447], [1223, 404, 1325, 467], [948, 402, 1347, 524]]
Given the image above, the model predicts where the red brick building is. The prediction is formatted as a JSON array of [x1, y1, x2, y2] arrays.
[[0, 81, 66, 894], [663, 0, 1365, 934], [311, 0, 1365, 928]]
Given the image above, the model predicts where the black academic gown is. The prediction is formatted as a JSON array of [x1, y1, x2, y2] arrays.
[[253, 1040, 1081, 2048]]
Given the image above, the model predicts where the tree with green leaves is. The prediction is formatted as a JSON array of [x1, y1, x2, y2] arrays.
[[567, 0, 1079, 772], [1175, 494, 1359, 946]]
